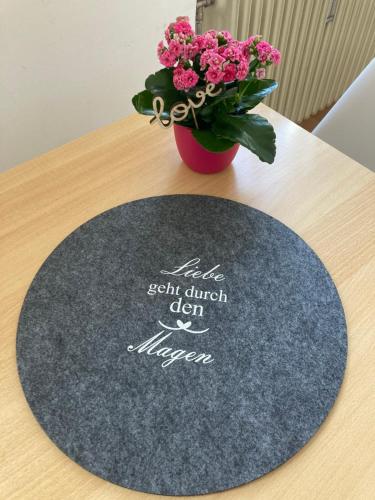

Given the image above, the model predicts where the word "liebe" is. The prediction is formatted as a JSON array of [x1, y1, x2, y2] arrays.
[[160, 258, 225, 281]]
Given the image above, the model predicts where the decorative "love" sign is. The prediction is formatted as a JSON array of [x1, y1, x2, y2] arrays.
[[150, 83, 222, 129]]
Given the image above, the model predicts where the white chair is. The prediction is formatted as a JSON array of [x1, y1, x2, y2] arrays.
[[313, 58, 375, 171]]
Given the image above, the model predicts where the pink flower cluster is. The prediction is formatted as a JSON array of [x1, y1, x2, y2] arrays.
[[157, 17, 281, 91], [255, 40, 281, 64]]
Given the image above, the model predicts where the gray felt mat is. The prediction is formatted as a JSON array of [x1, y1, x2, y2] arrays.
[[16, 195, 347, 495]]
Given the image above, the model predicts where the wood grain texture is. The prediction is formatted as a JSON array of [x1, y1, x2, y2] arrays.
[[1, 104, 374, 500]]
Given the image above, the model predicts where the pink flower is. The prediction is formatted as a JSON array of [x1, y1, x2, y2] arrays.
[[200, 49, 214, 69], [157, 40, 165, 57], [176, 16, 190, 23], [206, 29, 218, 38], [218, 30, 232, 42], [223, 63, 237, 82], [246, 35, 261, 47], [174, 65, 184, 76], [159, 49, 177, 68], [164, 26, 171, 42], [208, 52, 225, 67], [236, 59, 249, 80], [173, 20, 194, 37], [255, 67, 266, 79], [182, 43, 199, 61], [182, 68, 199, 89], [240, 48, 251, 62], [159, 22, 280, 88], [173, 66, 185, 90], [206, 66, 225, 84], [168, 39, 182, 57], [245, 35, 256, 46], [256, 40, 272, 63], [223, 45, 242, 62], [193, 35, 206, 51], [270, 48, 281, 64], [173, 67, 199, 90], [241, 37, 254, 57], [203, 34, 219, 50], [217, 45, 226, 55]]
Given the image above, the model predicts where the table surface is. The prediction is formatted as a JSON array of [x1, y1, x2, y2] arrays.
[[0, 104, 374, 500]]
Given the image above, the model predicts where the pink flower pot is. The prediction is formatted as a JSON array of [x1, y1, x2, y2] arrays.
[[174, 124, 240, 174]]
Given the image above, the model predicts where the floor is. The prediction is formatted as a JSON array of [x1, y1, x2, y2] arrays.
[[299, 105, 333, 132]]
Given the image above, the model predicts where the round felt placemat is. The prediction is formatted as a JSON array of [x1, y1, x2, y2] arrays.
[[17, 195, 347, 496]]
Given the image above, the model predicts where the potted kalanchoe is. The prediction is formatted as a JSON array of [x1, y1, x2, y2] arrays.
[[132, 16, 281, 174]]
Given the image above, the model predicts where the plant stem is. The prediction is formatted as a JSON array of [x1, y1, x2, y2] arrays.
[[191, 107, 199, 129], [238, 81, 251, 101]]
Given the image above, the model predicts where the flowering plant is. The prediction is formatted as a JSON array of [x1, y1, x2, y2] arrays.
[[132, 16, 281, 163]]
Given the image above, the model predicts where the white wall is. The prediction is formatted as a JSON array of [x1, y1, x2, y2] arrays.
[[0, 0, 196, 171]]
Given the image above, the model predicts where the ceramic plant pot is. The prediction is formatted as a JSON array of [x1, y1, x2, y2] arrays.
[[174, 124, 240, 174]]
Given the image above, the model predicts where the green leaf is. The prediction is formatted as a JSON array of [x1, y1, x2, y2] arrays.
[[237, 78, 278, 111], [132, 90, 155, 116], [192, 128, 235, 152], [132, 88, 187, 120], [241, 76, 278, 96], [158, 90, 186, 113], [145, 68, 175, 93], [249, 58, 258, 73], [132, 89, 175, 120], [199, 86, 238, 120], [144, 68, 185, 115], [192, 55, 206, 81], [212, 112, 276, 163]]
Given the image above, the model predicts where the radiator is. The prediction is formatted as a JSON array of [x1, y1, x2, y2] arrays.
[[202, 0, 375, 122]]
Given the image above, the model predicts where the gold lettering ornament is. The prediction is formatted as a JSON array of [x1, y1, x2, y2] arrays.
[[151, 83, 222, 129]]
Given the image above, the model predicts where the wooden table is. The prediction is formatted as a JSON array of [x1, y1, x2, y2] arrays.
[[1, 104, 374, 499]]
